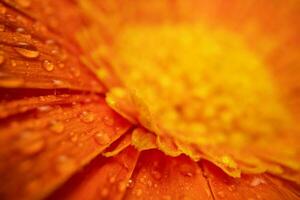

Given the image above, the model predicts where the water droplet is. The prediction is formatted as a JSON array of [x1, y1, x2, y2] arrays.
[[50, 121, 64, 133], [71, 135, 78, 143], [135, 189, 143, 197], [45, 39, 55, 45], [139, 176, 146, 184], [103, 116, 114, 126], [228, 185, 235, 192], [0, 76, 24, 87], [25, 180, 40, 195], [37, 105, 52, 112], [151, 169, 162, 180], [58, 63, 65, 68], [162, 195, 172, 200], [16, 27, 25, 33], [118, 181, 127, 192], [0, 24, 5, 32], [127, 179, 133, 188], [80, 111, 95, 123], [52, 79, 64, 86], [147, 180, 153, 187], [42, 60, 54, 71], [71, 67, 80, 77], [0, 6, 6, 14], [16, 0, 31, 8], [0, 51, 4, 65], [179, 164, 194, 177], [217, 191, 225, 198], [250, 177, 266, 187], [56, 155, 75, 174], [109, 176, 116, 183], [94, 131, 110, 145], [11, 60, 17, 67], [14, 43, 39, 58], [17, 131, 45, 155], [101, 187, 109, 197]]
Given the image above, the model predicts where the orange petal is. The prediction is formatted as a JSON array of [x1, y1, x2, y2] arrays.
[[124, 150, 213, 200], [0, 90, 101, 119], [0, 96, 131, 200], [102, 130, 132, 157], [202, 160, 300, 200], [131, 128, 157, 151], [0, 2, 104, 91], [47, 147, 139, 200]]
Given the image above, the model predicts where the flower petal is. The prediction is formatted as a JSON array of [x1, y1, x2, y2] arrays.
[[0, 96, 131, 200], [124, 150, 213, 200], [0, 2, 104, 92], [47, 147, 139, 200], [202, 160, 300, 200]]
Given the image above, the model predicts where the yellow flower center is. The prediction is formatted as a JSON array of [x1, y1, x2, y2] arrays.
[[103, 23, 299, 178]]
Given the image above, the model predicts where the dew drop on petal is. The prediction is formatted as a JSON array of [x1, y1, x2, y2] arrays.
[[118, 181, 127, 192], [135, 189, 143, 197], [58, 63, 65, 68], [139, 176, 146, 184], [0, 6, 6, 14], [16, 27, 25, 33], [45, 39, 55, 45], [179, 163, 194, 177], [71, 135, 78, 143], [250, 177, 266, 187], [0, 51, 4, 65], [0, 76, 24, 87], [101, 187, 109, 197], [14, 43, 39, 58], [52, 79, 64, 86], [80, 111, 95, 123], [42, 60, 55, 71], [11, 60, 17, 67], [103, 115, 114, 126], [228, 185, 236, 192], [16, 0, 31, 8], [217, 191, 225, 198], [17, 131, 45, 156], [151, 169, 162, 180], [56, 155, 76, 174], [127, 179, 133, 188], [109, 176, 116, 183], [37, 105, 52, 112], [0, 24, 5, 32], [94, 131, 110, 145], [71, 67, 80, 77], [50, 121, 64, 133], [147, 180, 153, 187], [25, 180, 40, 195], [162, 195, 172, 200]]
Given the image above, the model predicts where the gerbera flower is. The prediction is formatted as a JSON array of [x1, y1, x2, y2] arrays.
[[0, 0, 299, 200]]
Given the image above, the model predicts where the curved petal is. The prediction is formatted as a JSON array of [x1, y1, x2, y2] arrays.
[[124, 150, 213, 200], [0, 96, 131, 200], [47, 147, 139, 200], [0, 1, 104, 91], [202, 160, 300, 200]]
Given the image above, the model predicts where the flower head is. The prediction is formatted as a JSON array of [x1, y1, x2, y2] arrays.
[[0, 0, 299, 199]]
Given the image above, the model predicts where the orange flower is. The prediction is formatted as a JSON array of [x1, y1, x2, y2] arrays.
[[0, 0, 299, 199]]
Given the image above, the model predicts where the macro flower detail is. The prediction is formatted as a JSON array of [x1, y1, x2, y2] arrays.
[[0, 0, 299, 200]]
